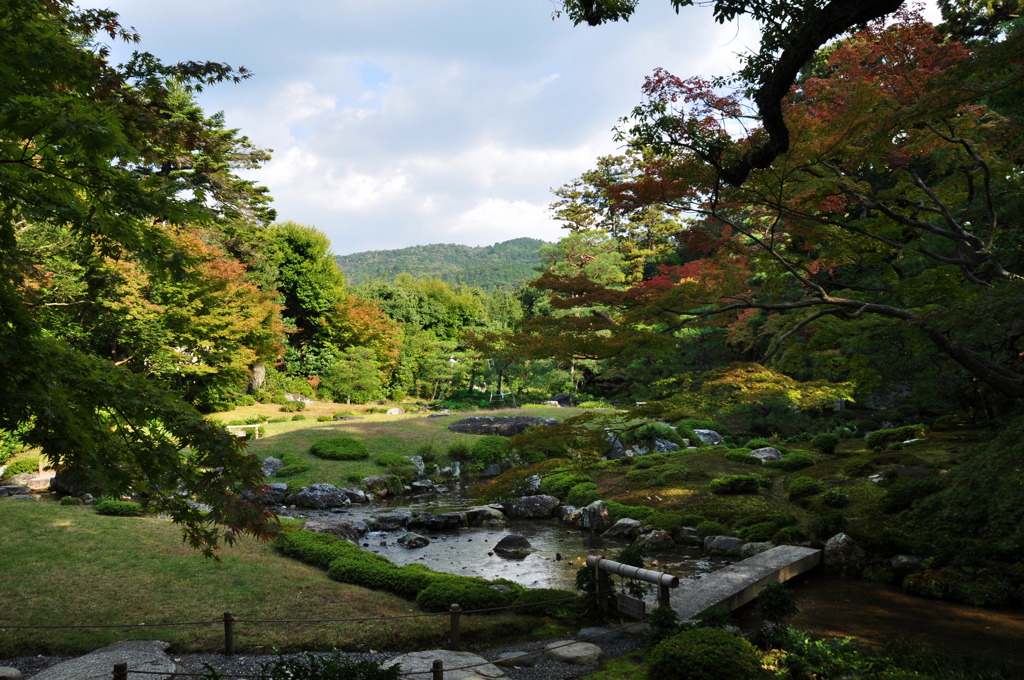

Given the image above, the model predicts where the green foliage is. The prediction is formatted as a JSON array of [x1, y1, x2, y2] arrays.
[[540, 472, 592, 499], [59, 496, 83, 506], [821, 488, 850, 508], [756, 583, 798, 623], [446, 441, 472, 461], [647, 604, 682, 645], [695, 520, 727, 538], [3, 456, 41, 477], [316, 415, 333, 422], [291, 414, 308, 421], [866, 425, 928, 450], [604, 501, 654, 523], [788, 476, 823, 500], [621, 422, 684, 447], [764, 452, 816, 471], [95, 500, 144, 517], [255, 650, 402, 680], [273, 453, 310, 478], [880, 478, 947, 514], [310, 437, 370, 461], [725, 449, 762, 465], [815, 512, 849, 538], [708, 475, 765, 495], [811, 432, 841, 454], [648, 627, 763, 680], [275, 529, 357, 569], [510, 588, 580, 617], [414, 577, 517, 613], [744, 437, 773, 449], [280, 401, 308, 413], [566, 481, 601, 507], [769, 627, 894, 679], [469, 435, 510, 465]]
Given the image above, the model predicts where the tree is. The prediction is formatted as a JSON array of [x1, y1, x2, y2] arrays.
[[0, 0, 277, 555]]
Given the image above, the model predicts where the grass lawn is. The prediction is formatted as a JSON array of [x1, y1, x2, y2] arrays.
[[0, 500, 540, 657]]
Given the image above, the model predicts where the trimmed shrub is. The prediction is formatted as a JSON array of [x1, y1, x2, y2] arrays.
[[59, 496, 83, 506], [273, 452, 310, 477], [811, 432, 840, 454], [815, 512, 848, 537], [446, 441, 472, 461], [275, 529, 361, 568], [865, 425, 927, 450], [655, 466, 705, 486], [316, 415, 334, 422], [621, 422, 685, 447], [310, 437, 370, 461], [95, 499, 144, 517], [3, 456, 42, 476], [279, 400, 307, 413], [696, 520, 727, 538], [725, 450, 762, 465], [880, 477, 946, 514], [844, 456, 874, 476], [415, 577, 517, 613], [648, 627, 763, 680], [645, 512, 693, 533], [821, 488, 850, 508], [764, 453, 816, 472], [605, 501, 654, 523], [540, 472, 591, 499], [708, 475, 764, 495], [291, 414, 307, 421], [756, 583, 798, 623], [469, 435, 509, 465], [788, 476, 823, 500], [566, 482, 601, 507], [510, 588, 580, 617], [745, 437, 773, 449]]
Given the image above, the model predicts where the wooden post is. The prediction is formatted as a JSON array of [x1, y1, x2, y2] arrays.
[[596, 565, 611, 623], [432, 659, 444, 680], [113, 662, 128, 680], [659, 583, 671, 609], [223, 611, 235, 656], [449, 603, 461, 649]]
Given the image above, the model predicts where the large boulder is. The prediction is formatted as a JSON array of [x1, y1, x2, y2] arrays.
[[447, 416, 557, 436], [703, 535, 746, 553], [504, 494, 560, 519], [398, 532, 430, 549], [0, 485, 30, 497], [290, 483, 350, 509], [544, 640, 603, 665], [261, 456, 284, 477], [606, 437, 681, 460], [494, 533, 534, 558], [824, 533, 866, 574], [407, 512, 466, 532], [304, 517, 364, 543], [602, 518, 643, 541], [366, 511, 412, 532], [566, 501, 611, 533], [466, 506, 507, 527], [748, 446, 782, 462], [693, 429, 725, 446], [635, 529, 675, 551], [338, 486, 368, 504]]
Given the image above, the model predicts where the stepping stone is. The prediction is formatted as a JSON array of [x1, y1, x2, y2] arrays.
[[385, 649, 505, 679], [544, 640, 603, 664], [29, 641, 176, 680]]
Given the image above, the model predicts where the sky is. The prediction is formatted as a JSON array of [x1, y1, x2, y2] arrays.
[[84, 1, 936, 256]]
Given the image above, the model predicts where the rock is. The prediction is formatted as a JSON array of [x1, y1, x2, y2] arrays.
[[891, 554, 924, 574], [549, 393, 575, 407], [505, 494, 560, 519], [693, 429, 725, 446], [0, 485, 29, 497], [259, 482, 289, 504], [559, 505, 579, 522], [261, 456, 284, 476], [333, 414, 364, 421], [515, 474, 541, 496], [305, 517, 364, 542], [606, 435, 680, 460], [635, 529, 675, 551], [30, 641, 175, 680], [367, 511, 412, 531], [494, 533, 534, 558], [398, 532, 431, 549], [544, 640, 603, 665], [574, 501, 611, 533], [405, 455, 426, 473], [0, 667, 23, 679], [748, 446, 782, 462], [542, 401, 561, 407], [6, 472, 53, 490], [577, 626, 621, 643], [703, 535, 746, 553], [675, 526, 703, 547], [338, 486, 368, 504], [284, 392, 314, 404], [824, 533, 866, 574], [738, 541, 774, 558], [447, 416, 557, 436], [291, 483, 350, 509], [408, 512, 466, 532], [602, 518, 643, 541], [48, 469, 93, 497], [7, 494, 35, 500], [386, 407, 406, 415], [466, 506, 506, 527], [492, 651, 536, 667], [361, 476, 388, 491], [384, 649, 505, 679], [410, 479, 435, 494], [480, 463, 503, 478]]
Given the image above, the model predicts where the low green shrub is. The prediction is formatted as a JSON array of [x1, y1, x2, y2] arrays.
[[374, 452, 414, 471], [725, 449, 762, 465], [624, 467, 661, 485], [510, 588, 580, 617], [696, 520, 727, 538], [236, 395, 257, 407], [865, 425, 927, 450], [310, 437, 370, 461], [59, 496, 83, 506], [788, 476, 823, 500], [815, 512, 848, 537], [275, 529, 361, 568], [656, 466, 705, 486], [273, 452, 311, 477], [708, 475, 765, 495], [3, 456, 41, 476], [446, 441, 471, 461], [540, 472, 591, 499], [880, 477, 947, 514], [645, 512, 691, 533], [764, 452, 816, 471], [844, 456, 874, 476], [95, 499, 144, 517], [633, 456, 660, 469], [316, 415, 333, 422], [756, 582, 798, 623], [469, 435, 509, 465], [811, 432, 841, 454], [621, 422, 685, 447], [648, 627, 763, 680], [745, 437, 774, 449], [415, 577, 517, 612], [267, 416, 289, 423], [821, 488, 850, 508], [291, 414, 307, 421], [566, 482, 601, 507], [279, 400, 307, 413], [604, 501, 654, 523]]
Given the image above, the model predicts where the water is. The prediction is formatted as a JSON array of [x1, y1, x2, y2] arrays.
[[297, 492, 731, 591]]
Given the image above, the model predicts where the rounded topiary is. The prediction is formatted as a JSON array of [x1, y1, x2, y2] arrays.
[[708, 475, 764, 495], [756, 582, 798, 623], [821, 488, 850, 508], [274, 452, 311, 477], [95, 499, 144, 517], [469, 435, 509, 466], [310, 437, 370, 461], [415, 578, 515, 613], [696, 520, 727, 538], [59, 495, 84, 506], [764, 453, 816, 471], [811, 432, 841, 454], [566, 481, 601, 507], [788, 476, 823, 500], [510, 588, 579, 616], [648, 627, 763, 680], [4, 456, 42, 476]]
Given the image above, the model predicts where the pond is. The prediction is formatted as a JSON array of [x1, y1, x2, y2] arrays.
[[294, 490, 732, 591]]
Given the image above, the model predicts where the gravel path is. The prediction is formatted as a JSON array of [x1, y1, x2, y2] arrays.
[[1, 625, 648, 679]]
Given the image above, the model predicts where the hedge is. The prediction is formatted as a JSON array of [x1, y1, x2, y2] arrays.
[[310, 437, 370, 461]]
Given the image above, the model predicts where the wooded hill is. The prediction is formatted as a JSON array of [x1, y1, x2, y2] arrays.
[[334, 238, 548, 291]]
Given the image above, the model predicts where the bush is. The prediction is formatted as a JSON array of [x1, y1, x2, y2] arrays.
[[310, 437, 370, 461], [95, 499, 144, 517], [374, 452, 416, 473], [745, 437, 773, 449], [276, 529, 361, 568], [279, 400, 307, 413], [644, 512, 692, 533], [866, 425, 927, 450], [648, 627, 763, 680], [737, 513, 797, 542], [3, 456, 42, 476], [816, 512, 848, 537], [811, 432, 841, 454], [621, 422, 685, 447], [273, 452, 311, 477], [880, 477, 946, 514], [291, 414, 307, 421], [821, 488, 850, 508], [316, 415, 334, 422], [415, 577, 517, 612], [446, 441, 471, 461], [540, 472, 591, 499], [566, 481, 601, 507], [708, 475, 764, 495], [655, 466, 705, 486], [696, 520, 727, 538], [725, 450, 762, 465], [59, 496, 83, 506], [788, 476, 823, 500], [764, 452, 816, 471], [604, 501, 654, 523], [756, 583, 798, 623], [844, 456, 874, 476], [268, 416, 289, 423], [510, 588, 580, 617], [468, 435, 509, 466]]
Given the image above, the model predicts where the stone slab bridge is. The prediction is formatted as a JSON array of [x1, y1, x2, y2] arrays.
[[671, 545, 822, 621]]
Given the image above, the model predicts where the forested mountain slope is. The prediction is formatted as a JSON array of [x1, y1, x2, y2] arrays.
[[334, 238, 547, 291]]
